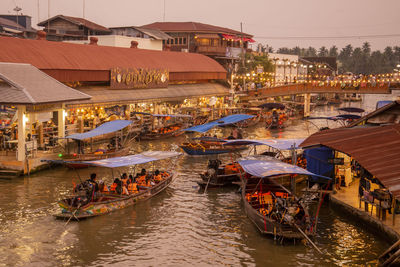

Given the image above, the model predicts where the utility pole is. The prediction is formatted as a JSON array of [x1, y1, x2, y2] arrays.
[[163, 0, 166, 22], [83, 0, 85, 19], [240, 22, 246, 91]]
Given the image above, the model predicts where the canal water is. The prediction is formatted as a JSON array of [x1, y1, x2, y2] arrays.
[[0, 100, 391, 266]]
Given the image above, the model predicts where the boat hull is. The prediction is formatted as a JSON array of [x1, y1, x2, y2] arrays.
[[55, 172, 174, 219], [180, 144, 246, 155], [63, 147, 131, 169]]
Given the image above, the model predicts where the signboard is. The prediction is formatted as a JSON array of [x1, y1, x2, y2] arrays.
[[110, 68, 169, 89], [256, 65, 264, 74], [327, 158, 344, 165]]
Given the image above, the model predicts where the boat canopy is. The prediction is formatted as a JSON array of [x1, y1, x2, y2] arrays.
[[65, 120, 133, 141], [337, 107, 365, 113], [183, 114, 254, 133], [76, 151, 182, 168], [238, 156, 331, 180], [223, 138, 305, 150], [306, 114, 361, 121], [152, 114, 192, 118], [191, 136, 226, 142]]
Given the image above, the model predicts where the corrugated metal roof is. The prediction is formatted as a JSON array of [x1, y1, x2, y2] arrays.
[[0, 62, 91, 104], [67, 83, 229, 106], [300, 124, 400, 198], [38, 15, 111, 33], [141, 22, 253, 38], [0, 37, 226, 74], [134, 27, 172, 40]]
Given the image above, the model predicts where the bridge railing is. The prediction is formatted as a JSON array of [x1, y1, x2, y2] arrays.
[[244, 82, 394, 98]]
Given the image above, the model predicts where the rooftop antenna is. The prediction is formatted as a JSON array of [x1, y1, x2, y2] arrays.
[[13, 5, 22, 29], [83, 0, 85, 19], [163, 0, 165, 22]]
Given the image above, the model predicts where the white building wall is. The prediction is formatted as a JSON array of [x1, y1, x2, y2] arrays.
[[65, 35, 163, 51], [267, 53, 306, 84]]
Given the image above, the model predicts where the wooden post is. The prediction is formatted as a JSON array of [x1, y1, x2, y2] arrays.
[[39, 123, 44, 148], [17, 105, 26, 161], [393, 196, 396, 226]]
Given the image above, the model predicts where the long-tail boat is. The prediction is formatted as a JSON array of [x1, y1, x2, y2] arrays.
[[137, 114, 192, 140], [198, 139, 305, 188], [237, 155, 331, 240], [58, 120, 134, 168], [179, 114, 253, 155], [54, 151, 182, 220]]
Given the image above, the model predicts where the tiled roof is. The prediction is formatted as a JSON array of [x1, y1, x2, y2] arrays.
[[38, 15, 111, 33], [141, 22, 253, 38], [300, 124, 400, 198], [0, 63, 91, 105], [0, 37, 226, 74]]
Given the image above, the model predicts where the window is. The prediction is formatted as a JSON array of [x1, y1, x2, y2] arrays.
[[174, 38, 178, 45], [179, 37, 182, 45], [183, 37, 187, 44]]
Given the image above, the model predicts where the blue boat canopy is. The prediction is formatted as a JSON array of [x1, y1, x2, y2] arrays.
[[65, 120, 133, 141], [223, 138, 305, 150], [74, 151, 182, 168], [183, 114, 254, 133], [238, 156, 331, 180], [338, 107, 365, 113], [152, 114, 192, 118]]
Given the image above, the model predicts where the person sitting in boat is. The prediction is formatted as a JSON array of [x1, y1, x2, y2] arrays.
[[127, 180, 139, 194], [110, 178, 123, 194], [227, 132, 235, 140], [136, 169, 147, 186], [154, 170, 163, 183], [87, 173, 99, 194], [99, 180, 109, 193], [121, 173, 129, 186]]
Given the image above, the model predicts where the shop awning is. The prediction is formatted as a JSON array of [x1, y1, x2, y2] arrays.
[[183, 114, 254, 133], [65, 120, 132, 140], [2, 27, 22, 34], [223, 138, 305, 150], [79, 151, 182, 168], [238, 156, 331, 179], [67, 83, 229, 107], [300, 124, 400, 198]]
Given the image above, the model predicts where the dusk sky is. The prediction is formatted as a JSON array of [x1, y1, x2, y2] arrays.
[[2, 0, 400, 51]]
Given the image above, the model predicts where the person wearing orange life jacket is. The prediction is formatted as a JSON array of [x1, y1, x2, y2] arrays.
[[154, 170, 163, 183], [127, 181, 138, 194], [99, 180, 109, 193], [121, 173, 129, 186]]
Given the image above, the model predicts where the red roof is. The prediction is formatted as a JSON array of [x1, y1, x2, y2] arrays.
[[300, 124, 400, 198], [38, 15, 111, 33], [141, 22, 253, 38], [0, 37, 226, 74]]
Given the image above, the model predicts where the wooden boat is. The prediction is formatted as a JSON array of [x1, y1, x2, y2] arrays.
[[53, 150, 182, 220], [198, 160, 243, 188], [180, 139, 246, 156], [63, 147, 131, 169], [242, 177, 313, 239], [236, 155, 332, 241], [199, 139, 306, 188], [138, 123, 185, 140], [55, 171, 175, 219], [180, 114, 254, 155]]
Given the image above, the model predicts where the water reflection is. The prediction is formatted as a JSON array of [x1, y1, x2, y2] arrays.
[[0, 101, 390, 266]]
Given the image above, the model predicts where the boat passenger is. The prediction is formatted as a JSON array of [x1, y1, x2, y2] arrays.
[[127, 181, 138, 194], [87, 173, 99, 193], [227, 132, 235, 140], [154, 170, 163, 183], [121, 173, 129, 186], [137, 169, 147, 185], [99, 180, 109, 193]]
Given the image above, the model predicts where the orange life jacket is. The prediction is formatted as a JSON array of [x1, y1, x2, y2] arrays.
[[101, 185, 109, 192], [154, 175, 162, 182], [110, 183, 117, 192], [128, 183, 138, 194], [121, 178, 128, 186]]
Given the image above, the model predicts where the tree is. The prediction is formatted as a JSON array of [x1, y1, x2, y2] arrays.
[[318, 46, 329, 57], [329, 46, 338, 57], [277, 47, 291, 54], [305, 47, 317, 57]]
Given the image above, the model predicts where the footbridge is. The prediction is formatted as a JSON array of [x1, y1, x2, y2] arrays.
[[242, 83, 395, 117]]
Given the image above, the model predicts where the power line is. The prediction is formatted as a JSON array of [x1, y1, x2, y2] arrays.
[[255, 33, 400, 40]]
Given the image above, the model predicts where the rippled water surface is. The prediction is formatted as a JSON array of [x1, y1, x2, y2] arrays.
[[0, 101, 390, 266]]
